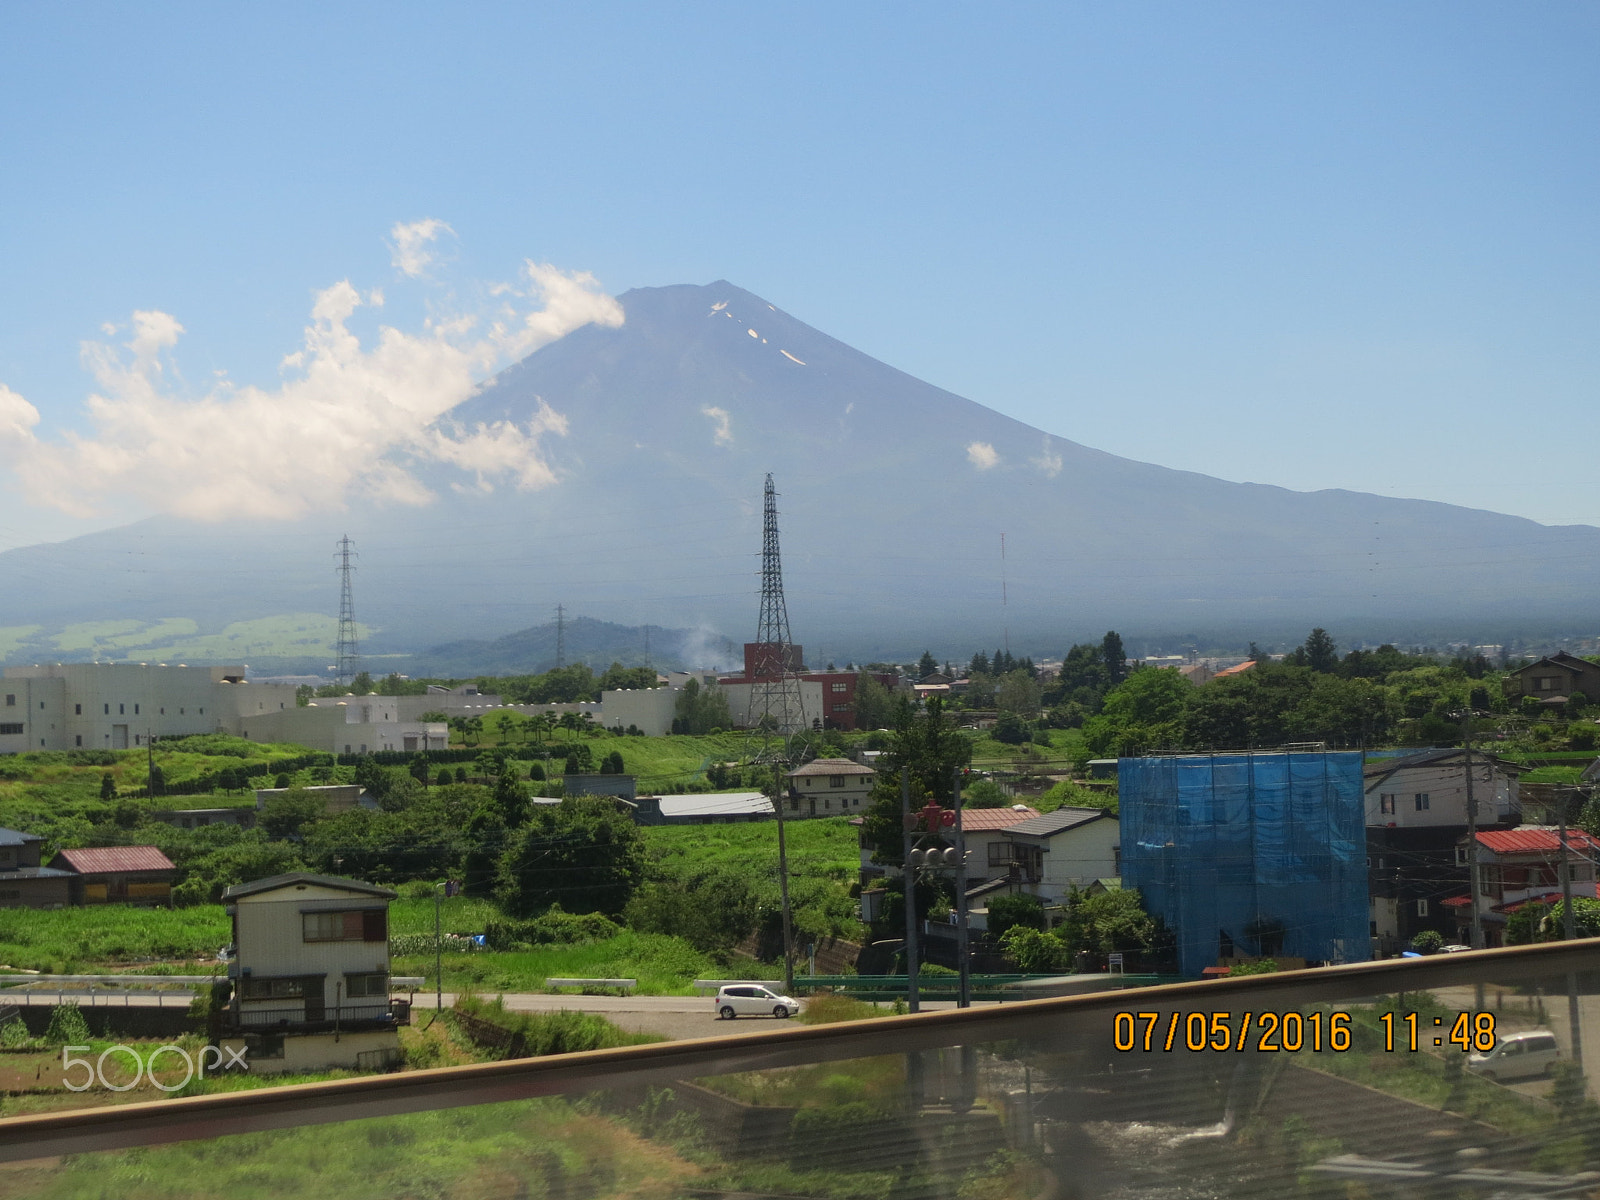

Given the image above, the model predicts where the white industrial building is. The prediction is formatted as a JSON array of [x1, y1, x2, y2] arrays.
[[0, 663, 441, 756]]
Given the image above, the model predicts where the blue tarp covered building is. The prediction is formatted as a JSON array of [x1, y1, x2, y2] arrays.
[[1120, 751, 1369, 978]]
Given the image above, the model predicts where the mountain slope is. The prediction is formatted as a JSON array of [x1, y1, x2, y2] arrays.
[[0, 280, 1593, 663]]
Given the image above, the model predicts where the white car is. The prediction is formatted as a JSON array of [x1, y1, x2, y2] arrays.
[[714, 984, 799, 1020], [1468, 1030, 1560, 1081]]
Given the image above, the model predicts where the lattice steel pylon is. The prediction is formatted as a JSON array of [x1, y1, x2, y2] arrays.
[[746, 474, 808, 763], [334, 535, 361, 686]]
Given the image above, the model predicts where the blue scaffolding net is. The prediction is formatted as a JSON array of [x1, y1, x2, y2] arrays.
[[1120, 751, 1369, 978]]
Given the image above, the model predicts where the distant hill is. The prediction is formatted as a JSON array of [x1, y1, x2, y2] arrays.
[[0, 279, 1596, 663]]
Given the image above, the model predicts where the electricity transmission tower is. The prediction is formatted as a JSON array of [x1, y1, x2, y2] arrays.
[[555, 604, 566, 669], [334, 535, 361, 685], [746, 474, 808, 763]]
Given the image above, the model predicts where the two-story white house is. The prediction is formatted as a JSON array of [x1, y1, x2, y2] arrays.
[[220, 872, 404, 1073], [785, 758, 877, 818], [997, 808, 1122, 905]]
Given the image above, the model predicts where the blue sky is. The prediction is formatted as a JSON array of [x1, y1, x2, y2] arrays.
[[0, 3, 1595, 550]]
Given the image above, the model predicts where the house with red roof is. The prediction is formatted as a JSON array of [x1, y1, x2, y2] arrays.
[[49, 845, 175, 906], [1452, 827, 1600, 944]]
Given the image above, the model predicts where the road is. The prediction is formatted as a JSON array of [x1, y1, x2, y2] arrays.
[[2, 987, 987, 1043]]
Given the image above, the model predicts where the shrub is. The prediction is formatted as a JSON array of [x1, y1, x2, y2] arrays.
[[998, 926, 1068, 972], [1227, 959, 1278, 976], [986, 893, 1046, 941], [44, 1004, 92, 1045], [527, 762, 546, 782], [1410, 930, 1445, 955], [482, 907, 623, 950]]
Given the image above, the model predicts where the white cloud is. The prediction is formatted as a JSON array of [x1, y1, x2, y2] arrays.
[[0, 385, 40, 444], [388, 218, 454, 278], [0, 256, 624, 521], [702, 405, 733, 446], [1031, 437, 1063, 477], [966, 441, 999, 470]]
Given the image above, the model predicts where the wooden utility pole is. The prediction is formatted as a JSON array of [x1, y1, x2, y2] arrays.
[[902, 769, 920, 1013]]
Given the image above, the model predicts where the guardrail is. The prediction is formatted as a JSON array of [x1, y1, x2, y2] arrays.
[[5, 937, 1595, 1168]]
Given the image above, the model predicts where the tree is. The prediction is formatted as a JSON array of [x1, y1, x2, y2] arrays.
[[494, 759, 530, 826], [992, 712, 1031, 745], [261, 789, 326, 840], [99, 772, 117, 802], [858, 696, 974, 865], [961, 778, 1009, 808], [496, 795, 646, 917], [917, 650, 939, 679], [350, 671, 374, 694], [995, 671, 1043, 719], [1081, 668, 1191, 758], [853, 671, 894, 731], [969, 651, 991, 677], [1302, 628, 1339, 674], [1102, 631, 1127, 687], [672, 678, 734, 735], [598, 662, 659, 692]]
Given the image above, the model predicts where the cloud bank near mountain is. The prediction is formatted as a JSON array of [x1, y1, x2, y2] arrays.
[[0, 240, 623, 521]]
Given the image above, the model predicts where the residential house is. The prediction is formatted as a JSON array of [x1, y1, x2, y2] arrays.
[[50, 846, 175, 906], [0, 827, 72, 908], [951, 806, 1043, 891], [1502, 652, 1600, 706], [1365, 749, 1525, 954], [996, 808, 1121, 905], [785, 758, 876, 818], [220, 872, 405, 1073], [1453, 828, 1600, 946]]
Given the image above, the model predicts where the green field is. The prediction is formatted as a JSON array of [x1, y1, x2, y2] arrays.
[[394, 929, 738, 995], [0, 904, 230, 972]]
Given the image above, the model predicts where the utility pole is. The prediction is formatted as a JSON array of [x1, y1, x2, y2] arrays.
[[1462, 712, 1484, 951], [902, 769, 920, 1013], [954, 767, 971, 1009], [773, 764, 795, 993], [1560, 798, 1585, 1070], [334, 535, 361, 686], [1560, 797, 1577, 940], [555, 604, 566, 669], [146, 732, 156, 798]]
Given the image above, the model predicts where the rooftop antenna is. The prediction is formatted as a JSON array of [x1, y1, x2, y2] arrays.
[[334, 535, 361, 686], [555, 604, 566, 669]]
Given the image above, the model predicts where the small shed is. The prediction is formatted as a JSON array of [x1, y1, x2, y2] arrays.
[[50, 845, 175, 906]]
